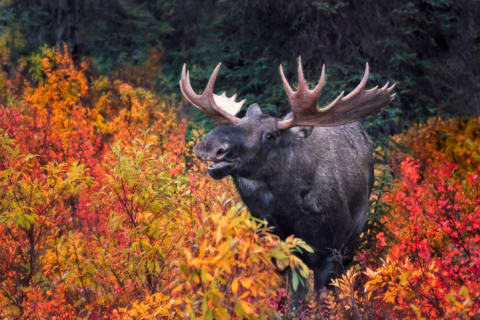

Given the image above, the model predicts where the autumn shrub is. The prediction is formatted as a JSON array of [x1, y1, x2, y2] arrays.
[[326, 117, 480, 319], [0, 47, 313, 319], [3, 45, 479, 320], [392, 117, 480, 174]]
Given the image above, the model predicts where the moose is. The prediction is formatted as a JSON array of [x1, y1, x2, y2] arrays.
[[180, 59, 395, 295]]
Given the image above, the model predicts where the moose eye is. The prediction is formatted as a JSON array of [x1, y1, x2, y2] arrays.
[[264, 132, 275, 141]]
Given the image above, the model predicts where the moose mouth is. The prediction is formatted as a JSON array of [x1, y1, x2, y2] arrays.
[[207, 160, 234, 179]]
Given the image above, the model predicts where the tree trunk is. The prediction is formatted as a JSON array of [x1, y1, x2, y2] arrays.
[[55, 0, 83, 61]]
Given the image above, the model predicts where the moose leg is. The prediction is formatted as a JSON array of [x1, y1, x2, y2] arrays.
[[313, 256, 336, 290]]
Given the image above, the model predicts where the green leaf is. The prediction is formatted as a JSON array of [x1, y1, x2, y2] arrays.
[[303, 244, 314, 253], [291, 271, 299, 291]]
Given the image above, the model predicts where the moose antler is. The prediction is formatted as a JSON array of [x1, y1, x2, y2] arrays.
[[277, 58, 396, 130], [180, 63, 245, 125]]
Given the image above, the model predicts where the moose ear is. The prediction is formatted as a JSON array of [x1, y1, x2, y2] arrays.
[[246, 103, 263, 118], [290, 126, 314, 139], [280, 112, 312, 139], [282, 112, 293, 120]]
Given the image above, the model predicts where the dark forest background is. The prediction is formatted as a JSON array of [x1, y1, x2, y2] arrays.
[[1, 0, 479, 140]]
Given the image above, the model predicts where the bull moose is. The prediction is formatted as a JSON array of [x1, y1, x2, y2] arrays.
[[180, 59, 395, 295]]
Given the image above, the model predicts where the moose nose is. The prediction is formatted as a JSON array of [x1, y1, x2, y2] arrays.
[[193, 143, 206, 160]]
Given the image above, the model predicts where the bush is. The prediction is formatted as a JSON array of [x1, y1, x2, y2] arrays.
[[326, 117, 480, 319], [0, 47, 311, 319]]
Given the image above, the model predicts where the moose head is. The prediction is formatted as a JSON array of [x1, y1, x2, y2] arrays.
[[181, 59, 394, 181]]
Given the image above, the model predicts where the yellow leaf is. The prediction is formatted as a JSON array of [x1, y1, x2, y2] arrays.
[[239, 300, 254, 315], [400, 271, 409, 286], [459, 285, 469, 299], [215, 225, 223, 244], [184, 248, 192, 263], [240, 278, 252, 289], [232, 278, 238, 294]]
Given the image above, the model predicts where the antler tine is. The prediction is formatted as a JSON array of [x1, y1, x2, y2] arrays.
[[318, 63, 369, 111], [312, 64, 326, 95], [277, 61, 395, 130], [279, 64, 294, 96], [297, 56, 307, 92], [320, 90, 345, 112], [279, 57, 326, 110], [282, 57, 325, 96], [343, 63, 369, 101], [180, 66, 199, 103], [179, 63, 242, 125], [204, 63, 222, 95], [180, 65, 198, 107]]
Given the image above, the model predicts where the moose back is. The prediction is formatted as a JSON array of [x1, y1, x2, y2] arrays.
[[180, 59, 395, 290]]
